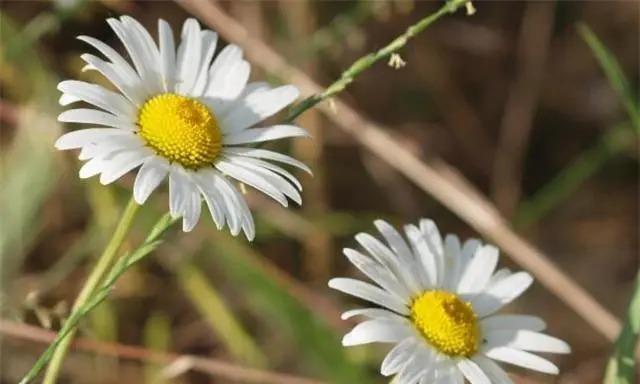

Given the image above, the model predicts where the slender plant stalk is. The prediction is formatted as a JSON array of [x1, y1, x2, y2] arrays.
[[604, 273, 640, 384], [285, 0, 470, 122], [577, 23, 640, 132], [20, 212, 177, 384], [41, 197, 141, 384]]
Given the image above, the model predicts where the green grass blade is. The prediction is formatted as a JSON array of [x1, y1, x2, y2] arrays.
[[604, 273, 640, 384], [578, 23, 640, 132]]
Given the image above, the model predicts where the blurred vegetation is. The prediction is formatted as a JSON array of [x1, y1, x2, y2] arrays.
[[1, 1, 638, 383]]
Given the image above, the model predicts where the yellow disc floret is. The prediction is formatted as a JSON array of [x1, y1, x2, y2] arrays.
[[410, 290, 479, 357], [138, 93, 222, 169]]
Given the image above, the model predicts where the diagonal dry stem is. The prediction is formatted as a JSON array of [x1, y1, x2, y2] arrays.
[[178, 0, 620, 341]]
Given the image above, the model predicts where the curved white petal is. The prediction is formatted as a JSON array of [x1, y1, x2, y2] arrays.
[[158, 19, 176, 92], [215, 160, 288, 206], [223, 147, 311, 174], [133, 156, 169, 204], [472, 356, 513, 384], [328, 277, 408, 315], [342, 318, 412, 346], [99, 148, 152, 185], [223, 125, 309, 145], [484, 329, 570, 354], [457, 245, 499, 294], [175, 18, 202, 95], [80, 53, 145, 106], [191, 30, 219, 96], [456, 359, 490, 384], [481, 314, 546, 332], [58, 108, 135, 130], [55, 128, 132, 150], [343, 248, 410, 301], [381, 338, 416, 376], [471, 272, 533, 317], [340, 307, 401, 321], [58, 80, 136, 119], [220, 85, 299, 133], [484, 346, 559, 374]]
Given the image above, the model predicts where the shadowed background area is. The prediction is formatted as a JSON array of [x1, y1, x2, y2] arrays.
[[0, 0, 638, 383]]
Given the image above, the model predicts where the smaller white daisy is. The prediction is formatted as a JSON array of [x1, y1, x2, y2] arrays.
[[55, 16, 311, 238], [329, 219, 570, 384]]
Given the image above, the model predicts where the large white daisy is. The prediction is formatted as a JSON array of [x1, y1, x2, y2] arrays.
[[55, 16, 311, 237], [329, 219, 570, 383]]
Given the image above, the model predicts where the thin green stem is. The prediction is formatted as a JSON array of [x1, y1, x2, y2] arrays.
[[20, 212, 177, 384], [41, 197, 140, 384], [604, 272, 640, 384], [284, 0, 469, 123]]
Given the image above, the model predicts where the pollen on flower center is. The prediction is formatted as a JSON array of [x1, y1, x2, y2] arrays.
[[410, 290, 479, 357], [138, 93, 222, 169]]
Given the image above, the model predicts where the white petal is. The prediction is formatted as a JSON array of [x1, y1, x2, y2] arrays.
[[471, 272, 533, 317], [58, 108, 135, 130], [158, 19, 176, 92], [225, 155, 303, 191], [223, 147, 312, 174], [58, 80, 136, 119], [175, 18, 202, 95], [374, 220, 417, 277], [121, 16, 163, 94], [456, 359, 490, 384], [181, 182, 202, 232], [443, 234, 462, 290], [55, 128, 131, 150], [342, 318, 411, 346], [343, 248, 410, 301], [340, 307, 401, 320], [79, 156, 107, 179], [481, 314, 546, 332], [133, 156, 169, 204], [404, 224, 438, 289], [169, 167, 190, 218], [223, 125, 309, 145], [99, 148, 152, 185], [484, 329, 570, 354], [355, 232, 417, 292], [381, 338, 416, 376], [484, 346, 559, 374], [472, 356, 513, 384], [80, 53, 145, 106], [457, 245, 499, 294], [213, 173, 255, 239], [328, 277, 408, 315], [205, 44, 251, 100], [215, 160, 287, 206], [221, 85, 299, 133], [106, 18, 159, 95], [191, 30, 219, 96]]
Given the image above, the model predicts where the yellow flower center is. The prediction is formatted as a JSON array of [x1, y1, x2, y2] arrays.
[[410, 290, 479, 357], [138, 93, 222, 169]]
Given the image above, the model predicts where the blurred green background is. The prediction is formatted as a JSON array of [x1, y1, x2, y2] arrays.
[[0, 0, 638, 383]]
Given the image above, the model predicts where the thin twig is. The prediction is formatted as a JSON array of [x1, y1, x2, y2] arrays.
[[178, 0, 621, 341], [0, 319, 324, 384]]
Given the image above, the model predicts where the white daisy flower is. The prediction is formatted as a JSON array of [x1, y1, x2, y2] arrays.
[[329, 219, 570, 384], [55, 16, 311, 237]]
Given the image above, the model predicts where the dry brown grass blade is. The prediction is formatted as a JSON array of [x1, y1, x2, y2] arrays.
[[0, 319, 325, 384], [178, 0, 621, 341]]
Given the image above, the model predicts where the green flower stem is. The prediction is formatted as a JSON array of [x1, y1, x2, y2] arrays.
[[285, 0, 470, 123], [604, 272, 640, 384], [20, 212, 178, 384], [41, 196, 141, 384]]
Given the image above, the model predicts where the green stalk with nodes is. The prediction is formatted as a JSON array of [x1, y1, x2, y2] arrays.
[[286, 0, 473, 123]]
